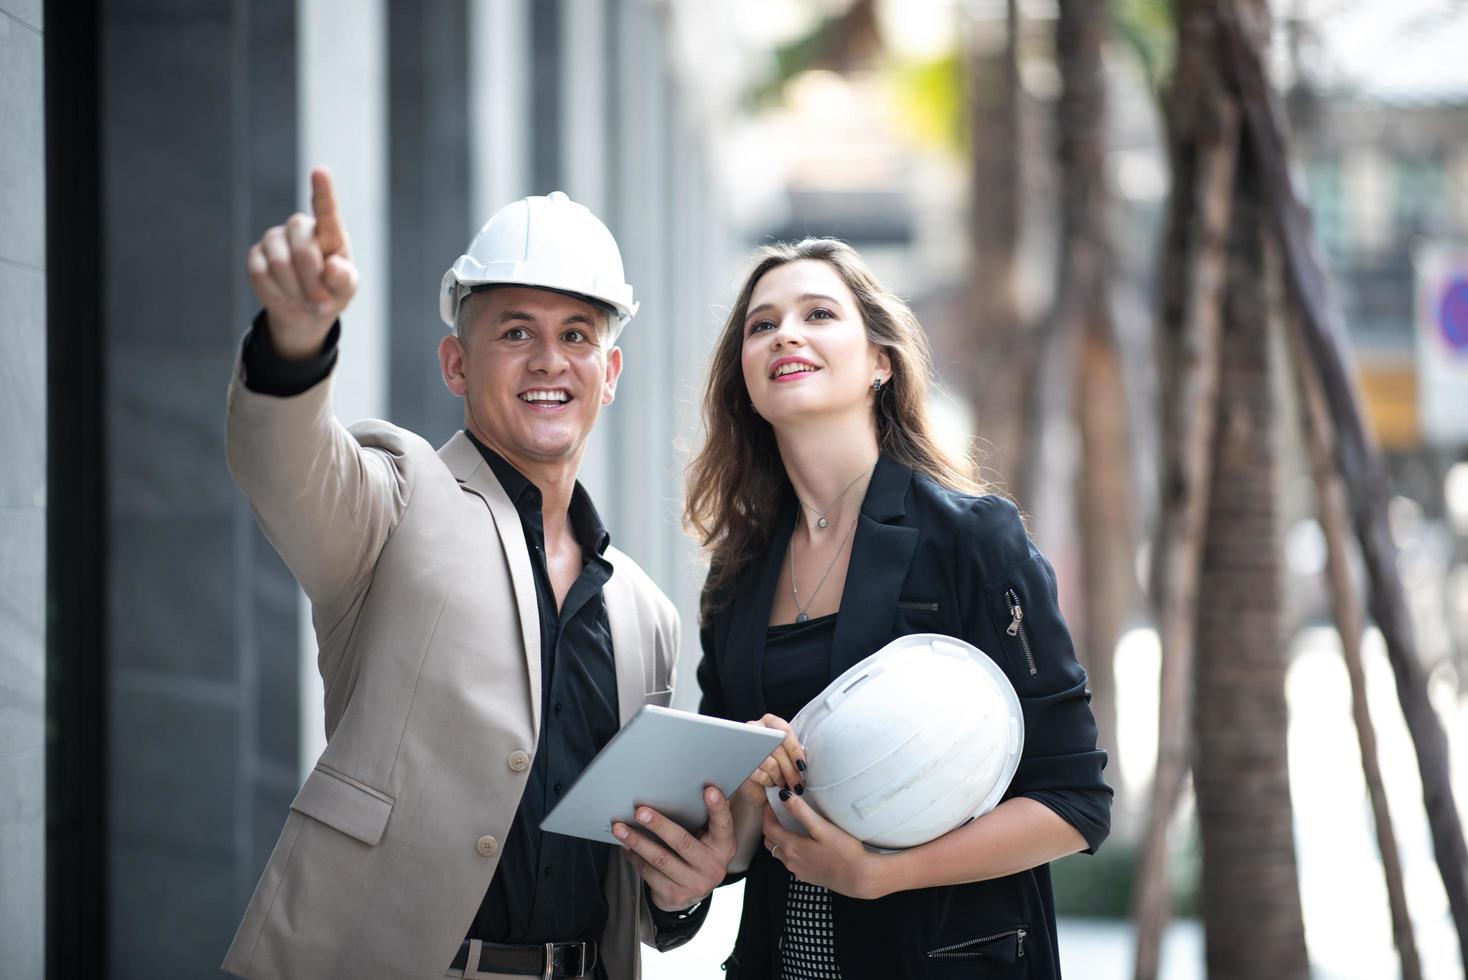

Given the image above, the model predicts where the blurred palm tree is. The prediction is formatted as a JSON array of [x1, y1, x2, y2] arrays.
[[1192, 56, 1311, 975], [1041, 0, 1134, 845], [961, 0, 1028, 487], [1129, 2, 1310, 976]]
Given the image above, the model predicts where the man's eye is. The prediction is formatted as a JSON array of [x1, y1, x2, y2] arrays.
[[504, 327, 529, 341], [564, 329, 586, 343]]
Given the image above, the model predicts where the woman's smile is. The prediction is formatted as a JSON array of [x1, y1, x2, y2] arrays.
[[769, 356, 821, 381]]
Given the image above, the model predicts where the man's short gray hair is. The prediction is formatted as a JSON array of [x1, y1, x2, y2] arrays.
[[452, 289, 482, 339]]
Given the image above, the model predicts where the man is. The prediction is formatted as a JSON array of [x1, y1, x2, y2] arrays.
[[222, 169, 732, 980]]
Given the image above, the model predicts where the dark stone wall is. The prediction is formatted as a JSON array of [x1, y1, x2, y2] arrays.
[[387, 0, 471, 444], [99, 2, 301, 975]]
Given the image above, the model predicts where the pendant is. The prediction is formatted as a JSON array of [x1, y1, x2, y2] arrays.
[[817, 517, 829, 529], [796, 611, 809, 623]]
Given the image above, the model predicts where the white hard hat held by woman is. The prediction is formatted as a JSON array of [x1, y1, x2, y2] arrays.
[[685, 239, 1112, 980], [765, 632, 1023, 851]]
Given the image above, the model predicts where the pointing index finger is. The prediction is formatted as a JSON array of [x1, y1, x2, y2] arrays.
[[310, 166, 349, 258]]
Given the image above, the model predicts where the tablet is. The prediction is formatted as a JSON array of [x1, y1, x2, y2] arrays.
[[541, 705, 785, 846]]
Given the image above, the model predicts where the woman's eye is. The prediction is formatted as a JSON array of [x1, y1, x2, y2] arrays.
[[748, 319, 775, 335], [809, 307, 834, 320]]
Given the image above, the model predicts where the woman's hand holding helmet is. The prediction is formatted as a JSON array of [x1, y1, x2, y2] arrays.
[[762, 792, 890, 899], [738, 714, 806, 808]]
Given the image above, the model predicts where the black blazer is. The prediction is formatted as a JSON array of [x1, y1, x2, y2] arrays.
[[697, 455, 1112, 979]]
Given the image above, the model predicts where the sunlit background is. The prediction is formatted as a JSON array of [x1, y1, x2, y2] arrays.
[[3, 0, 1468, 977]]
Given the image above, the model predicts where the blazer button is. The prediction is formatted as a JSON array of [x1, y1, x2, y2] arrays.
[[508, 750, 531, 772], [476, 835, 499, 857]]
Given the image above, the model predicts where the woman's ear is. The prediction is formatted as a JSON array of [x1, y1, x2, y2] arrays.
[[874, 346, 893, 385]]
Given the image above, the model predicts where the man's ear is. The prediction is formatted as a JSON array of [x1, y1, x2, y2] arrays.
[[440, 333, 469, 396], [602, 345, 623, 406]]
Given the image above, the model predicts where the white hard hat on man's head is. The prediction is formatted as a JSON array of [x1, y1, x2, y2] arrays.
[[769, 633, 1024, 851], [439, 190, 638, 337]]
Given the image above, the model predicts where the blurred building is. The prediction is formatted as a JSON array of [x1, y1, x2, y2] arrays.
[[1273, 1, 1468, 676], [1286, 0, 1468, 458], [1, 2, 759, 977]]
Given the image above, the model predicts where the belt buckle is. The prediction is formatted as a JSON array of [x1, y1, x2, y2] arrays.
[[543, 942, 555, 980]]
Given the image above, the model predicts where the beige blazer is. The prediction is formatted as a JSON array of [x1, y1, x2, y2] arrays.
[[220, 363, 679, 980]]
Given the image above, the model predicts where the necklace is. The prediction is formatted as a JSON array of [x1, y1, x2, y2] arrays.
[[795, 465, 873, 530], [789, 510, 859, 623]]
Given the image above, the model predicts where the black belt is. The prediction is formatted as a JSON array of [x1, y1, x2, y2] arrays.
[[450, 939, 597, 978]]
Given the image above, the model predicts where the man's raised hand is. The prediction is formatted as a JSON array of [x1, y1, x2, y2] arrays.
[[246, 166, 359, 361]]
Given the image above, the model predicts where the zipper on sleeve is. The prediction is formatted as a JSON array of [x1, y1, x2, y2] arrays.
[[1005, 589, 1038, 675]]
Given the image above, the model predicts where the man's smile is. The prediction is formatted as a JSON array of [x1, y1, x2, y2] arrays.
[[518, 387, 573, 409]]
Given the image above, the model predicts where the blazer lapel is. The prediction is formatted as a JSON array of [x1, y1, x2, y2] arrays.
[[601, 549, 648, 727], [439, 431, 542, 735], [829, 456, 919, 679]]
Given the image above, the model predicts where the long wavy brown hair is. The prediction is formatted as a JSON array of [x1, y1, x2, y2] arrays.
[[685, 238, 991, 621]]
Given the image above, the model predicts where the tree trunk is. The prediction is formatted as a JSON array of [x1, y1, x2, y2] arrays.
[[1078, 320, 1131, 804], [1192, 135, 1310, 979], [1130, 2, 1239, 975], [964, 0, 1026, 487], [1216, 4, 1468, 964], [1017, 0, 1104, 510], [1286, 312, 1424, 980], [1043, 0, 1131, 814]]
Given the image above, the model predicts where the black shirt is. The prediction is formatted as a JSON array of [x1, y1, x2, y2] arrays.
[[464, 432, 620, 944], [761, 613, 836, 721]]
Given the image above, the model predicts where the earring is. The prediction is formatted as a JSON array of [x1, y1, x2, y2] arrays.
[[872, 377, 885, 393]]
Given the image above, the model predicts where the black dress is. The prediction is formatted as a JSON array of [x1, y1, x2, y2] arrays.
[[763, 613, 842, 980]]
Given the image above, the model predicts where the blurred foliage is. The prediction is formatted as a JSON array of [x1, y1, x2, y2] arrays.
[[1050, 832, 1199, 920], [747, 16, 847, 106], [746, 0, 880, 109], [743, 0, 966, 157], [892, 51, 967, 155], [751, 0, 1179, 119], [1112, 0, 1176, 94]]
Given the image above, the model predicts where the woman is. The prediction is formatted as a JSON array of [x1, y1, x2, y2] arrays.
[[685, 239, 1111, 979]]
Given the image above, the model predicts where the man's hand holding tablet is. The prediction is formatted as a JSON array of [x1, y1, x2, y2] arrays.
[[540, 706, 787, 912], [612, 790, 735, 912]]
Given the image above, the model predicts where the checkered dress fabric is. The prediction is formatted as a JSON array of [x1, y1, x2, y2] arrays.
[[779, 875, 844, 979]]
